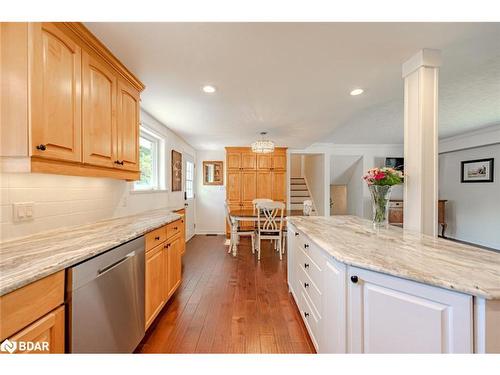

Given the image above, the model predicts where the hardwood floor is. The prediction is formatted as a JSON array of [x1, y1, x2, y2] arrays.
[[137, 235, 315, 354]]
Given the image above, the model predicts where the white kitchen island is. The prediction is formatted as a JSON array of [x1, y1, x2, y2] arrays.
[[286, 215, 500, 354]]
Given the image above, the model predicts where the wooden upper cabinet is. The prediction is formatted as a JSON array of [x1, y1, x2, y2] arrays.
[[116, 79, 140, 171], [31, 23, 82, 162], [241, 171, 257, 204], [241, 153, 256, 170], [227, 171, 241, 203], [272, 154, 287, 170], [272, 171, 286, 202], [257, 154, 272, 170], [227, 152, 241, 170], [82, 52, 117, 168]]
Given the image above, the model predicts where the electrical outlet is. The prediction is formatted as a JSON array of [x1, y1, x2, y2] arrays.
[[13, 202, 34, 222]]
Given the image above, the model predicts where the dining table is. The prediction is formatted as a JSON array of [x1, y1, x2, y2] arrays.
[[228, 208, 304, 256]]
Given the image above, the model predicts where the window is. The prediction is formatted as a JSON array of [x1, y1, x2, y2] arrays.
[[186, 161, 194, 199], [134, 127, 161, 191]]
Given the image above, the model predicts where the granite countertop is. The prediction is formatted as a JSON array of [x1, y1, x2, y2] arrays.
[[287, 216, 500, 300], [0, 208, 183, 296]]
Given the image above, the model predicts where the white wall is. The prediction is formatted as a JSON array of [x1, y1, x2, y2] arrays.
[[195, 150, 226, 234], [303, 154, 325, 216], [0, 109, 195, 242], [347, 157, 364, 217], [439, 143, 500, 250]]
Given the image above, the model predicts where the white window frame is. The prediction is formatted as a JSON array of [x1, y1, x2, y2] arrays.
[[133, 125, 164, 192], [185, 160, 194, 199]]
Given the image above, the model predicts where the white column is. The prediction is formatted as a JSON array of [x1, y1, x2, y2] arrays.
[[402, 49, 441, 236]]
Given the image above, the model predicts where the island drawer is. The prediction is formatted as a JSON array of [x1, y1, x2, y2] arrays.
[[296, 244, 323, 290], [145, 226, 167, 251], [166, 219, 182, 239], [300, 290, 320, 351], [296, 232, 325, 269], [297, 262, 322, 318]]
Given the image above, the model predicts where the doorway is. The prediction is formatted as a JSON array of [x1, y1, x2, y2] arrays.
[[184, 153, 195, 240]]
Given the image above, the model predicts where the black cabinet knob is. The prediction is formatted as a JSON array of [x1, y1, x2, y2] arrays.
[[294, 232, 299, 236], [304, 282, 309, 288], [36, 144, 46, 151], [304, 244, 309, 249], [155, 236, 160, 240], [351, 275, 359, 284], [304, 312, 309, 318], [304, 263, 309, 269]]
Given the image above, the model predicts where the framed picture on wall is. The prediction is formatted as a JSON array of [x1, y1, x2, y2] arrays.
[[171, 150, 182, 191], [461, 158, 494, 183], [203, 161, 224, 185]]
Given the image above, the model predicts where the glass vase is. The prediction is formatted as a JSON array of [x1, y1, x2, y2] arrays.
[[368, 185, 392, 229]]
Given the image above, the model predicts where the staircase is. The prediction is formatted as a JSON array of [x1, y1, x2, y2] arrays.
[[290, 177, 316, 213]]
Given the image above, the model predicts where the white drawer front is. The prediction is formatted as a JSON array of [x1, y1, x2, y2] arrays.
[[297, 262, 323, 318], [295, 245, 323, 291], [300, 291, 320, 351]]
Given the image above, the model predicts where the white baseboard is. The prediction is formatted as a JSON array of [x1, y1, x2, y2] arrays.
[[195, 230, 226, 236]]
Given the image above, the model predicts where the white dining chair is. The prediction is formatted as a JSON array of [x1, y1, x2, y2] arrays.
[[255, 201, 285, 261], [225, 202, 255, 254], [252, 198, 273, 214]]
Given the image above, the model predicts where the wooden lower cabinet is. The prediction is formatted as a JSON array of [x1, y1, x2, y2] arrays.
[[144, 220, 184, 330], [165, 234, 182, 299], [145, 243, 165, 329], [0, 271, 65, 354], [6, 306, 65, 354]]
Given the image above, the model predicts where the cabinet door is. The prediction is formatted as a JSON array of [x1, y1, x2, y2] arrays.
[[82, 52, 117, 168], [256, 171, 272, 199], [257, 154, 272, 170], [348, 266, 473, 353], [226, 171, 241, 204], [226, 152, 241, 170], [241, 152, 256, 170], [272, 154, 287, 170], [166, 236, 182, 299], [145, 244, 165, 329], [31, 23, 82, 162], [116, 79, 140, 171], [272, 171, 286, 202], [8, 305, 64, 353], [322, 258, 347, 353], [241, 171, 257, 205]]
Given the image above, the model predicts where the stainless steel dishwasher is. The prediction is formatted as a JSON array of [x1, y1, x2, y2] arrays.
[[67, 236, 145, 353]]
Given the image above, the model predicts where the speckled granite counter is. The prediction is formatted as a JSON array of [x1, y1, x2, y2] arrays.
[[287, 216, 500, 299], [0, 209, 182, 296]]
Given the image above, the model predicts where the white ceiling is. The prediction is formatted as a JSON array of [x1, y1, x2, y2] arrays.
[[85, 22, 500, 149]]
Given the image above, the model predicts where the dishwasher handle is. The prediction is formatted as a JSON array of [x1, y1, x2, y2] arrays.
[[97, 251, 135, 276]]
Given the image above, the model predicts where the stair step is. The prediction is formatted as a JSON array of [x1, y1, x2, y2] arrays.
[[291, 191, 310, 197], [291, 197, 310, 203], [291, 185, 307, 190]]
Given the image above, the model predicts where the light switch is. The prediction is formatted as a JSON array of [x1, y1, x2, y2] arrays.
[[13, 202, 34, 222]]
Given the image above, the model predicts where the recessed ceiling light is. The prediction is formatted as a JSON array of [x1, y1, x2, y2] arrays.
[[202, 85, 216, 94], [350, 88, 364, 96]]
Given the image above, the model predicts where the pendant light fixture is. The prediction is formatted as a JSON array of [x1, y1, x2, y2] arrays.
[[251, 131, 275, 153]]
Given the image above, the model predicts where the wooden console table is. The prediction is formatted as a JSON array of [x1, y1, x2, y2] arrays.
[[389, 200, 448, 237]]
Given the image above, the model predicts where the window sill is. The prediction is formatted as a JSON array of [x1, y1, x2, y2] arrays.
[[130, 189, 169, 195]]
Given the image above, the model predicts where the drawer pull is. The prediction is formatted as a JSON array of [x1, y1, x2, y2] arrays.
[[304, 282, 309, 288], [304, 312, 309, 318], [304, 263, 309, 269], [174, 227, 178, 230], [155, 236, 160, 241], [350, 275, 359, 284], [304, 244, 309, 249], [36, 144, 47, 151], [294, 232, 299, 236]]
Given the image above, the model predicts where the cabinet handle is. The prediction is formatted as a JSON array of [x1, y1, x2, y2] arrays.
[[155, 236, 160, 240], [350, 275, 359, 284], [36, 144, 46, 151], [294, 232, 299, 236], [174, 227, 178, 230], [304, 282, 309, 288], [304, 312, 309, 318], [304, 263, 309, 269], [119, 160, 124, 165], [304, 243, 309, 249]]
